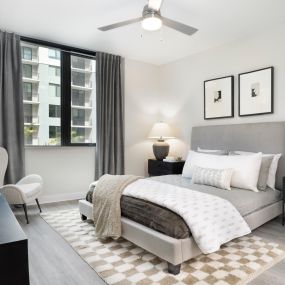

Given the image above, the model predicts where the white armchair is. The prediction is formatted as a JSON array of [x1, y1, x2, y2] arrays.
[[0, 147, 43, 223]]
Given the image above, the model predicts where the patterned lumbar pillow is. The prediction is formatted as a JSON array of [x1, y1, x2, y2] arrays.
[[192, 166, 234, 191]]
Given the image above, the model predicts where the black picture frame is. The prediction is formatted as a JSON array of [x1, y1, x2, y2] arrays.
[[204, 75, 234, 120], [238, 67, 274, 117]]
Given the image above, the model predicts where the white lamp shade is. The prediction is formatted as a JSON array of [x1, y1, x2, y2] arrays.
[[148, 122, 175, 140]]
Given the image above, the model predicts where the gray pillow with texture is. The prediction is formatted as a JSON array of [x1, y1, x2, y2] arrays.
[[229, 151, 273, 191], [192, 166, 234, 191]]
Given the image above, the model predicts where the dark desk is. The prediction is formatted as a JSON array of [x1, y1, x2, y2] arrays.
[[0, 194, 30, 285]]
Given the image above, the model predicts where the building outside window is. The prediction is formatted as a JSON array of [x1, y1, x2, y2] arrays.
[[22, 47, 32, 60], [49, 65, 60, 77], [72, 56, 87, 69], [72, 71, 86, 87], [23, 82, 33, 101], [49, 126, 61, 145], [23, 64, 32, 78], [72, 90, 86, 106], [49, 105, 61, 118], [49, 83, 60, 97], [48, 48, 60, 59], [24, 126, 34, 145], [24, 104, 33, 123], [71, 128, 85, 143], [72, 109, 85, 126]]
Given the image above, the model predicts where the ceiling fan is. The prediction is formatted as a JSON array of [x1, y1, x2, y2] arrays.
[[98, 0, 198, 36]]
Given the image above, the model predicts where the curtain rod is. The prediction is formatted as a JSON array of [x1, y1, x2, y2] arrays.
[[20, 36, 96, 58]]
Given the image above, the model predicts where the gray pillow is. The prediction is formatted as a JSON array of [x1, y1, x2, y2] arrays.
[[229, 151, 273, 191], [197, 147, 228, 155], [257, 156, 274, 191]]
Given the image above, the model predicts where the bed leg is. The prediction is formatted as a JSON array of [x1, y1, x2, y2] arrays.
[[167, 262, 181, 275], [81, 214, 87, 221]]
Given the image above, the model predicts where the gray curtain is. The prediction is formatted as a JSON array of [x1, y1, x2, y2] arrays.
[[0, 31, 25, 184], [95, 52, 124, 180]]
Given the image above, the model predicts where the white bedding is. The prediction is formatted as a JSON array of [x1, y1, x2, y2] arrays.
[[123, 179, 251, 254]]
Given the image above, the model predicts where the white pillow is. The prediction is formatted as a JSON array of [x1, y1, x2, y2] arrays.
[[229, 150, 282, 189], [192, 166, 234, 191], [182, 151, 262, 192]]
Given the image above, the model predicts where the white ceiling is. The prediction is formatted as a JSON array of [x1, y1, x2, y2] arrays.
[[1, 0, 285, 65]]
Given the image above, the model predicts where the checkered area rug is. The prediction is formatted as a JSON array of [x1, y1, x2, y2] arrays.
[[41, 209, 285, 285]]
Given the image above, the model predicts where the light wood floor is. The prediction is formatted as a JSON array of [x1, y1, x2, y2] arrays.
[[14, 201, 285, 285]]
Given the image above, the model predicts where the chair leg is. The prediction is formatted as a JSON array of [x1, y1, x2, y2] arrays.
[[23, 204, 29, 224], [35, 198, 42, 213]]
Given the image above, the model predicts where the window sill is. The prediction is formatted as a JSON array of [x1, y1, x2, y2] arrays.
[[24, 144, 96, 149]]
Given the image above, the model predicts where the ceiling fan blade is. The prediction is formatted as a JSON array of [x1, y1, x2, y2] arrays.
[[98, 17, 143, 31], [148, 0, 164, 11], [161, 17, 198, 36]]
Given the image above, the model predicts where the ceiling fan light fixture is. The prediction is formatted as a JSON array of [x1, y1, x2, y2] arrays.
[[141, 15, 162, 31]]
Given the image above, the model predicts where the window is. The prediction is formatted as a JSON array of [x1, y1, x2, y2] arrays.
[[72, 56, 88, 70], [49, 84, 60, 97], [23, 82, 32, 101], [71, 128, 85, 143], [49, 105, 61, 118], [72, 109, 85, 126], [22, 47, 32, 60], [48, 49, 60, 59], [24, 125, 38, 145], [49, 126, 61, 145], [49, 65, 60, 77], [24, 104, 33, 123], [72, 72, 86, 87], [21, 40, 96, 146], [23, 64, 32, 78], [72, 90, 86, 106]]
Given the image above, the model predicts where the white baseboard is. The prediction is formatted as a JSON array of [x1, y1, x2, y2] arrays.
[[28, 191, 86, 205]]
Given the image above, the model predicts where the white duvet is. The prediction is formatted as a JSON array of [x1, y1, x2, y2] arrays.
[[123, 179, 251, 254]]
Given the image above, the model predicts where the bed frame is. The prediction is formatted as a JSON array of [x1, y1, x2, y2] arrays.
[[79, 121, 285, 274]]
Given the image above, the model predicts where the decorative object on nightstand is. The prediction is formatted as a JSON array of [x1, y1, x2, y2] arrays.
[[148, 159, 185, 176], [148, 122, 175, 160]]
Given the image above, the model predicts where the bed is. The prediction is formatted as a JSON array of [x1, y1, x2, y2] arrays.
[[79, 122, 285, 274]]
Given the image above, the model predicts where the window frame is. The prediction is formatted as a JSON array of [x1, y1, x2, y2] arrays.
[[21, 36, 96, 147]]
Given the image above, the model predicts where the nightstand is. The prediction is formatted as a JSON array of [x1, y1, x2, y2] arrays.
[[148, 159, 185, 176]]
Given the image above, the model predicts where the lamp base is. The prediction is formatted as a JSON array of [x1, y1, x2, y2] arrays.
[[153, 140, 169, 161]]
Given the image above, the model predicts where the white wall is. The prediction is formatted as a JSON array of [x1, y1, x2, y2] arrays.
[[158, 24, 285, 159], [25, 147, 95, 203], [25, 59, 161, 203], [124, 59, 161, 176]]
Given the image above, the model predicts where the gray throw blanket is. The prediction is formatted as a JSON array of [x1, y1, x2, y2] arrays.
[[92, 174, 141, 238]]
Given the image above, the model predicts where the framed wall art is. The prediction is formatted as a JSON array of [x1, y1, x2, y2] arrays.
[[239, 67, 274, 116], [204, 75, 234, 120]]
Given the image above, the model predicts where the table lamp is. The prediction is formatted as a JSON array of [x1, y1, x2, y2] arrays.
[[148, 122, 175, 160]]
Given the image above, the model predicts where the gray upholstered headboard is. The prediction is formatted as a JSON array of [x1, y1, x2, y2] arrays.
[[191, 122, 285, 190]]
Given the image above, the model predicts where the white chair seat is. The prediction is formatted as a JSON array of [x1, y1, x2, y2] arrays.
[[0, 146, 43, 224], [16, 183, 41, 202]]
